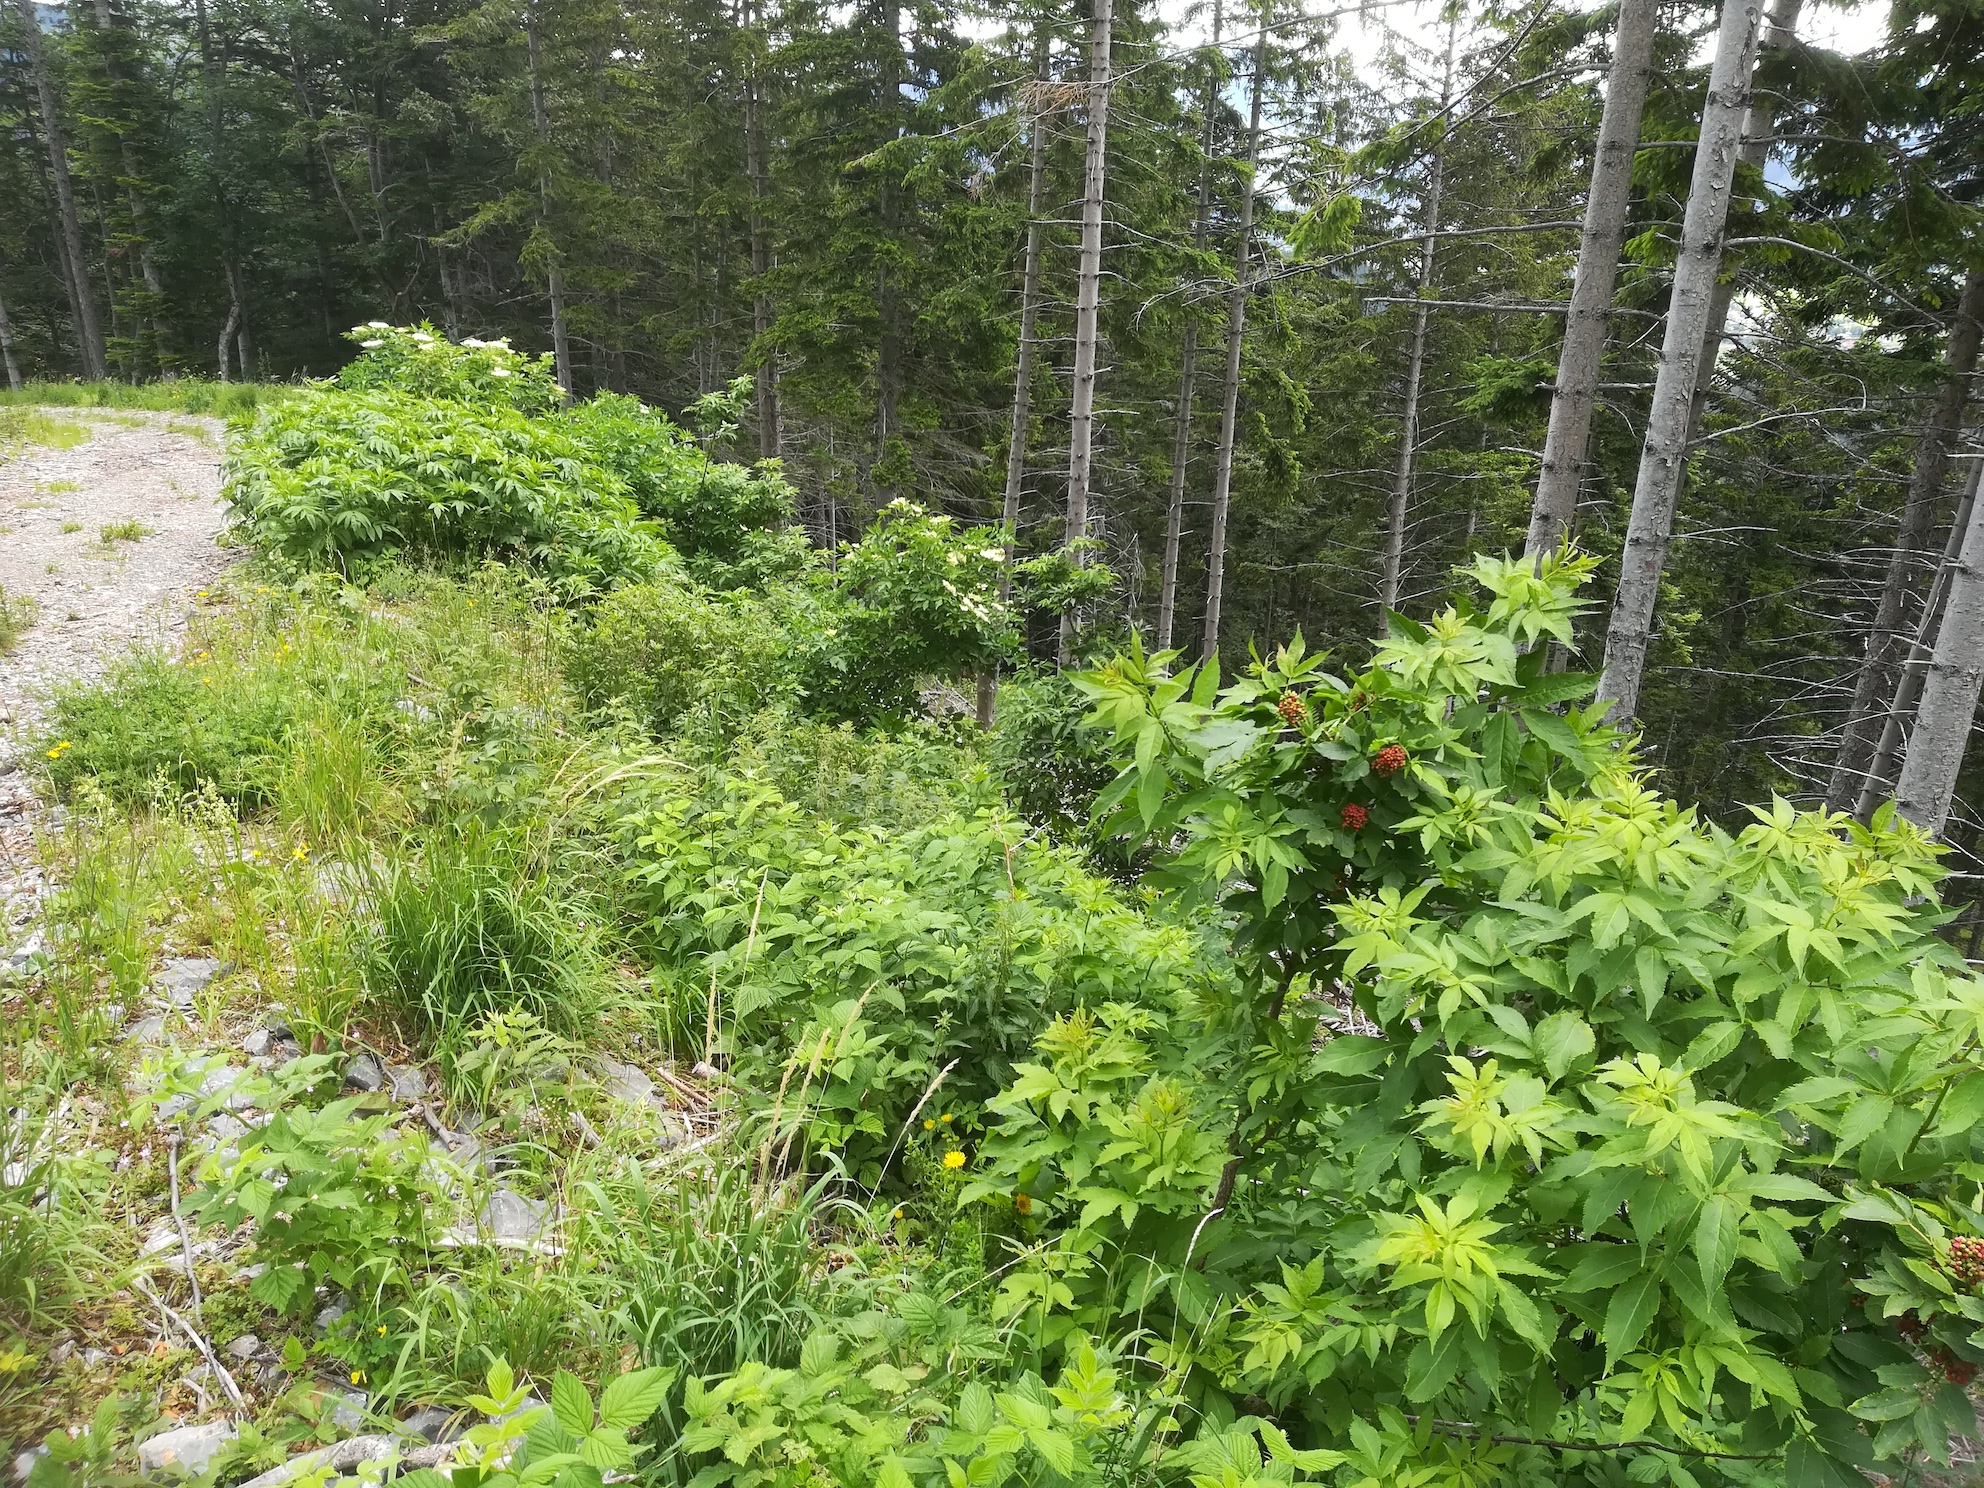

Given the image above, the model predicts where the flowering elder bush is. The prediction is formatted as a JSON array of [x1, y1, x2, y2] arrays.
[[799, 499, 1017, 721], [334, 322, 563, 414], [969, 550, 1984, 1486]]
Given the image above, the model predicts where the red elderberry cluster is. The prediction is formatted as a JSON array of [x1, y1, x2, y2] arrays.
[[1372, 743, 1409, 777], [1277, 693, 1308, 726], [1897, 1310, 1928, 1343], [1933, 1347, 1979, 1386], [1948, 1235, 1984, 1287], [1340, 803, 1368, 831]]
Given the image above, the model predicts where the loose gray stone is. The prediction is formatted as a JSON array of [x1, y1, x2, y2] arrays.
[[242, 1029, 273, 1058], [343, 1054, 384, 1093], [205, 1113, 248, 1144], [136, 1420, 236, 1478], [314, 1300, 348, 1334], [479, 1189, 550, 1244], [222, 1335, 260, 1361], [14, 1444, 48, 1483], [48, 1341, 74, 1368], [329, 1391, 368, 1432], [598, 1056, 656, 1105], [397, 1406, 461, 1445], [125, 1015, 167, 1044], [385, 1064, 428, 1102], [233, 1434, 398, 1488], [81, 1348, 110, 1370], [154, 957, 225, 1007]]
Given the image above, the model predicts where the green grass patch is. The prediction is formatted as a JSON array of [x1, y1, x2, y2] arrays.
[[0, 379, 285, 416]]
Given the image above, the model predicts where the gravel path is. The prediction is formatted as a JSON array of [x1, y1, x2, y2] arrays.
[[0, 409, 238, 959], [0, 409, 235, 750]]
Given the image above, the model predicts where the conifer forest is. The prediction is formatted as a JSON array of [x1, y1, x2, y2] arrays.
[[7, 0, 1984, 1482]]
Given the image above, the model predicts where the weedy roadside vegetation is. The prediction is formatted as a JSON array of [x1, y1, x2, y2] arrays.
[[8, 328, 1984, 1488]]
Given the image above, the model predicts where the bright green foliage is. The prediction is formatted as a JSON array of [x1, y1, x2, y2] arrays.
[[560, 393, 800, 587], [959, 552, 1984, 1482], [798, 499, 1015, 722], [395, 1357, 674, 1488], [224, 389, 673, 586], [334, 323, 565, 415], [619, 759, 1222, 1182], [565, 579, 794, 734], [188, 1056, 439, 1316]]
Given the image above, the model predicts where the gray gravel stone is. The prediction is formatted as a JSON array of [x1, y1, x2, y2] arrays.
[[136, 1421, 236, 1478], [242, 1029, 273, 1058], [223, 1334, 260, 1361], [479, 1189, 550, 1244], [154, 957, 225, 1007], [385, 1064, 428, 1101], [233, 1434, 398, 1488], [343, 1054, 384, 1093], [397, 1406, 461, 1444]]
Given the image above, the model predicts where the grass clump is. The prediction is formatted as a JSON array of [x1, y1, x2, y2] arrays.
[[0, 583, 35, 652], [0, 379, 280, 416], [0, 408, 91, 450], [97, 521, 150, 543]]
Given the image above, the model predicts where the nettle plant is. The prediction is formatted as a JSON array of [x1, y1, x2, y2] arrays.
[[971, 551, 1984, 1485]]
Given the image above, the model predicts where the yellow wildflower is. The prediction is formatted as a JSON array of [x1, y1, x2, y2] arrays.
[[940, 1114, 954, 1124], [922, 1119, 935, 1131], [942, 1151, 966, 1170]]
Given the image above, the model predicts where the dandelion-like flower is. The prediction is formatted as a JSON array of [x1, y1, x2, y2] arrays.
[[46, 740, 72, 759], [1014, 1193, 1032, 1215], [942, 1150, 966, 1170], [923, 1118, 935, 1131]]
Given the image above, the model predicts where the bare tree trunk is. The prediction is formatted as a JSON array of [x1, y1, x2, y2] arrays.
[[1856, 455, 1983, 820], [525, 7, 572, 398], [1895, 465, 1984, 838], [15, 0, 108, 381], [0, 289, 23, 390], [1826, 267, 1984, 810], [976, 31, 1055, 730], [1199, 11, 1269, 661], [194, 0, 251, 385], [1156, 0, 1222, 654], [217, 296, 239, 383], [744, 0, 780, 459], [1378, 13, 1457, 614], [1684, 0, 1802, 446], [1056, 0, 1115, 666], [1525, 0, 1657, 555], [873, 0, 905, 498], [1594, 0, 1766, 723]]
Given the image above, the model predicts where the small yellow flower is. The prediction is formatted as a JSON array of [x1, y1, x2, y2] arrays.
[[350, 1369, 364, 1385], [293, 843, 310, 860], [939, 1114, 954, 1124], [942, 1150, 966, 1171], [922, 1119, 935, 1131], [1014, 1193, 1033, 1216], [376, 1325, 387, 1336], [891, 1208, 903, 1220], [46, 740, 71, 759]]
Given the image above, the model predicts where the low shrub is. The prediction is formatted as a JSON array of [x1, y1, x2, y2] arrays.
[[986, 666, 1117, 843], [332, 322, 563, 414], [566, 579, 794, 735], [224, 389, 672, 586]]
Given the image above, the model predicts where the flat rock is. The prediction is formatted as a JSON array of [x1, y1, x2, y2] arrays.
[[343, 1054, 384, 1093], [329, 1391, 368, 1432], [124, 1015, 167, 1044], [314, 1300, 348, 1334], [479, 1189, 550, 1244], [598, 1056, 657, 1105], [397, 1406, 461, 1444], [14, 1445, 48, 1483], [242, 1029, 273, 1058], [136, 1420, 236, 1477], [154, 957, 225, 1006], [385, 1064, 428, 1101], [234, 1434, 398, 1488]]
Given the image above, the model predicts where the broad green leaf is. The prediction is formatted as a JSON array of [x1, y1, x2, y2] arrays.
[[1602, 1273, 1661, 1367], [1534, 1011, 1594, 1082], [551, 1371, 593, 1435], [597, 1368, 672, 1430], [1694, 1194, 1740, 1291]]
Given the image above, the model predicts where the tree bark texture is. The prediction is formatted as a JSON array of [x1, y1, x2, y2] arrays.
[[1200, 12, 1269, 661], [1156, 0, 1222, 654], [1378, 13, 1456, 614], [0, 289, 22, 390], [1595, 0, 1766, 723], [1826, 266, 1984, 810], [1525, 0, 1657, 556], [17, 0, 108, 380], [1895, 459, 1984, 838], [1057, 0, 1115, 665]]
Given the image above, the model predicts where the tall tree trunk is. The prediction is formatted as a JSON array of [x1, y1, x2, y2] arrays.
[[217, 295, 239, 383], [1826, 267, 1984, 810], [1857, 455, 1983, 820], [15, 0, 108, 380], [1056, 0, 1115, 665], [976, 31, 1055, 730], [744, 0, 780, 460], [525, 7, 572, 397], [1378, 13, 1457, 614], [194, 0, 249, 384], [1594, 0, 1766, 723], [0, 289, 22, 390], [1156, 0, 1223, 654], [1895, 465, 1984, 838], [1199, 11, 1268, 662], [1525, 0, 1657, 555], [873, 0, 905, 497]]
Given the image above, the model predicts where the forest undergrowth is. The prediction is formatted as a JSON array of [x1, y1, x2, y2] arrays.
[[7, 331, 1984, 1488]]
